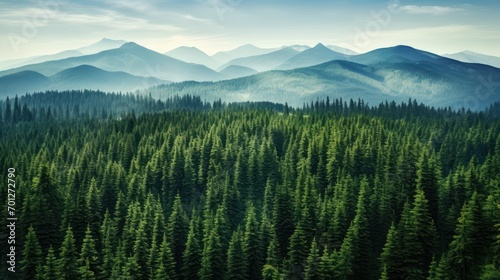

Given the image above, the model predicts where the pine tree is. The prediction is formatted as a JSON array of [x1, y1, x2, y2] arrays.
[[199, 226, 225, 280], [58, 225, 79, 280], [79, 259, 96, 280], [416, 149, 441, 224], [263, 231, 280, 279], [317, 246, 334, 280], [427, 254, 451, 280], [132, 220, 149, 280], [401, 188, 438, 279], [379, 222, 400, 279], [227, 228, 248, 280], [21, 165, 62, 251], [20, 226, 43, 280], [155, 234, 176, 280], [78, 225, 99, 276], [305, 238, 320, 280], [168, 193, 189, 275], [244, 203, 263, 280], [273, 184, 295, 260], [99, 209, 117, 279], [4, 96, 12, 122], [86, 178, 102, 237], [448, 192, 488, 279], [182, 215, 202, 280], [37, 245, 59, 280]]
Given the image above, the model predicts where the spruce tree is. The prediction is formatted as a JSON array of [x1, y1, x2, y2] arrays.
[[156, 234, 176, 280], [227, 228, 248, 280], [37, 245, 59, 280], [58, 225, 79, 280], [305, 238, 320, 280], [448, 192, 488, 279], [20, 226, 43, 280], [182, 215, 202, 280], [168, 193, 189, 276], [244, 203, 263, 280], [78, 225, 99, 276]]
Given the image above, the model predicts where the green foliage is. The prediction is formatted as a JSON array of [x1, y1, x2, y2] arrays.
[[227, 228, 248, 280], [20, 226, 43, 280], [37, 245, 59, 280], [58, 226, 79, 280], [1, 94, 499, 280]]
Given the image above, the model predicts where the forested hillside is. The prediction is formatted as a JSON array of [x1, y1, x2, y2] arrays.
[[0, 92, 499, 279]]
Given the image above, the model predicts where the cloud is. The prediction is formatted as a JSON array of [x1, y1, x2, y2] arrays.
[[401, 5, 463, 15]]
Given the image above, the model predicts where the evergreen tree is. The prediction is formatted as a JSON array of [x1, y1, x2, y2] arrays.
[[448, 192, 488, 279], [244, 203, 264, 280], [58, 225, 79, 280], [305, 238, 320, 280], [21, 165, 62, 251], [199, 226, 225, 280], [37, 245, 59, 280], [168, 193, 189, 275], [99, 209, 117, 279], [78, 225, 99, 277], [182, 215, 202, 280], [155, 234, 176, 280], [20, 226, 43, 280], [227, 228, 248, 280], [401, 188, 438, 279]]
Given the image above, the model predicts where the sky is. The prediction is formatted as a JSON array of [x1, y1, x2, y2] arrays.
[[0, 0, 499, 62]]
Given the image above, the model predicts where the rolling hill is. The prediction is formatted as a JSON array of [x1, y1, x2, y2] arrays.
[[219, 65, 258, 79], [443, 51, 500, 69], [0, 65, 167, 98]]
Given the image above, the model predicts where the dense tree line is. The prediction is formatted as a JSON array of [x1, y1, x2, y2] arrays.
[[0, 91, 211, 123], [0, 93, 499, 279]]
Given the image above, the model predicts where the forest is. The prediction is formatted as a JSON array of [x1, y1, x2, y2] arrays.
[[0, 91, 499, 280]]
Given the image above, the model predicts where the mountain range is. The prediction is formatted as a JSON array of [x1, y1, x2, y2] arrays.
[[0, 65, 166, 96], [0, 38, 126, 71], [142, 45, 500, 110], [1, 39, 499, 109], [443, 51, 500, 69]]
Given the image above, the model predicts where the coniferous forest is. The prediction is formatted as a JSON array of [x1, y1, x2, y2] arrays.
[[1, 91, 500, 280]]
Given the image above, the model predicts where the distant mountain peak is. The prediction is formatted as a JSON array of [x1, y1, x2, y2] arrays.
[[119, 42, 142, 49], [98, 38, 126, 43], [313, 43, 327, 49]]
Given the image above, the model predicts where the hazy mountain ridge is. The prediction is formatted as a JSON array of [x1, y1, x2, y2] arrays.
[[0, 38, 126, 71], [0, 65, 167, 97], [0, 42, 223, 82], [218, 47, 300, 72], [211, 44, 278, 63], [276, 43, 351, 70], [443, 50, 500, 69], [165, 46, 222, 69], [219, 65, 258, 79], [142, 54, 500, 109]]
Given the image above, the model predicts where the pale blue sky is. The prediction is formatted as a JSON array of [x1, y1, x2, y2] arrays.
[[0, 0, 499, 61]]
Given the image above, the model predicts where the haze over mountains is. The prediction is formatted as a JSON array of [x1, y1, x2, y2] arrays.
[[443, 51, 500, 69], [0, 39, 126, 71], [0, 65, 166, 95], [1, 39, 499, 110]]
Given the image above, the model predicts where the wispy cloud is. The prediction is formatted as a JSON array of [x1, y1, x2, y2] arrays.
[[182, 14, 212, 22], [401, 5, 463, 15]]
